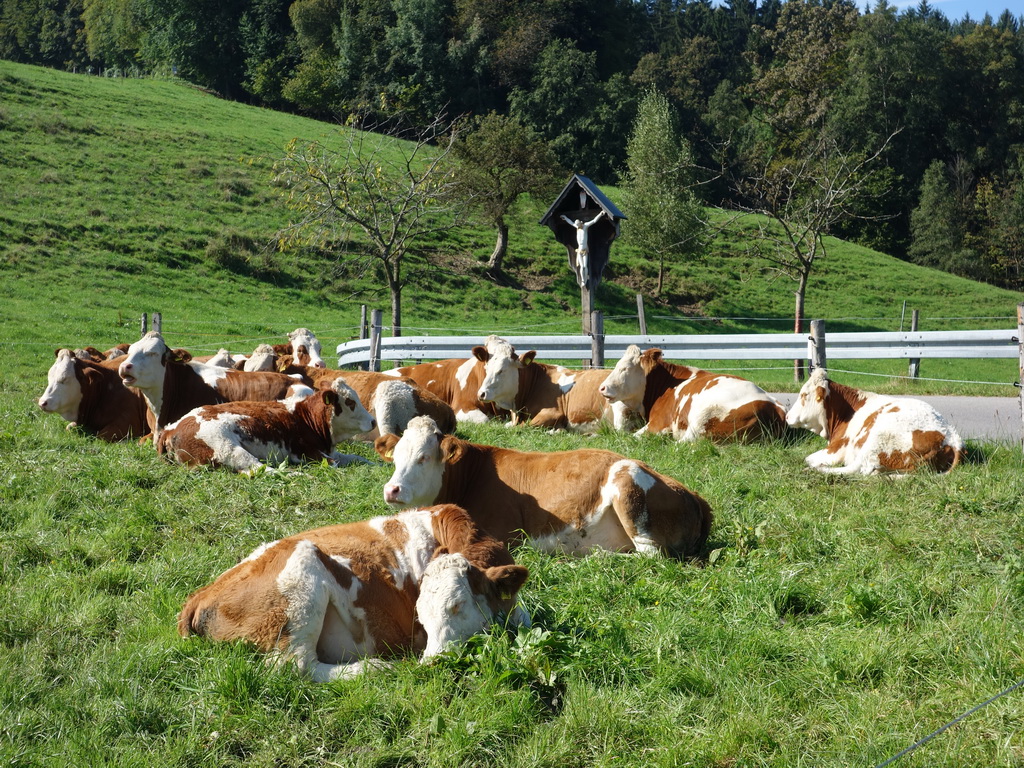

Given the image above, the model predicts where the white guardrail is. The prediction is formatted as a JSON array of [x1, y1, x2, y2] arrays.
[[337, 329, 1020, 368]]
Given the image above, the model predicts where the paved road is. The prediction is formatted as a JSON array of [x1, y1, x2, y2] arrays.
[[771, 393, 1022, 443]]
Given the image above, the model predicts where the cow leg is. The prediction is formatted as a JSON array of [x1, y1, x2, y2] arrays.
[[308, 657, 393, 683], [604, 461, 661, 555], [529, 408, 568, 431], [325, 451, 373, 467], [275, 541, 372, 679], [804, 448, 844, 469]]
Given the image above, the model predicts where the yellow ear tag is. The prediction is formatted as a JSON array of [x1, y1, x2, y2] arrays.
[[385, 449, 394, 459], [499, 590, 512, 600]]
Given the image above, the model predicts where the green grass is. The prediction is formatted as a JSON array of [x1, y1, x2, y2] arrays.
[[2, 412, 1024, 766], [3, 60, 1024, 766]]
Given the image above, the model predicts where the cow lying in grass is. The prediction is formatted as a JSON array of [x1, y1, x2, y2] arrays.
[[376, 416, 712, 558], [178, 504, 529, 682], [786, 367, 964, 475], [256, 351, 458, 438], [156, 379, 374, 473], [38, 348, 149, 441], [599, 346, 788, 442]]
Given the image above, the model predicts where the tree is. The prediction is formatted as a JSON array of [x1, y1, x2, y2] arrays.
[[272, 114, 465, 336], [908, 159, 969, 273], [738, 132, 895, 381], [621, 89, 707, 296], [450, 112, 564, 277]]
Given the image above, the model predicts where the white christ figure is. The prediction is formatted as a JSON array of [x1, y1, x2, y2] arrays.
[[560, 210, 605, 287]]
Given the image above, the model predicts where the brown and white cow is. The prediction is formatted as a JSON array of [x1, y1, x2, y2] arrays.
[[599, 346, 788, 442], [386, 335, 525, 424], [178, 504, 529, 682], [500, 361, 640, 432], [785, 367, 964, 475], [270, 328, 326, 369], [118, 332, 314, 437], [376, 416, 712, 558], [157, 379, 375, 473], [38, 348, 149, 441]]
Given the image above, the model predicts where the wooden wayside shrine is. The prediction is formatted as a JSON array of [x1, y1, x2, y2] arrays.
[[540, 174, 625, 336]]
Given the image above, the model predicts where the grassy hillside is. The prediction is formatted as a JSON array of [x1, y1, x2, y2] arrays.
[[3, 61, 1024, 767], [1, 58, 1021, 398]]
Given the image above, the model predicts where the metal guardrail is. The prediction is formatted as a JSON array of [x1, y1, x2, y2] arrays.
[[336, 329, 1019, 367]]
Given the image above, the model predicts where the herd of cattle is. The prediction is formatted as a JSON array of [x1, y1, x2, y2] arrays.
[[37, 327, 965, 681]]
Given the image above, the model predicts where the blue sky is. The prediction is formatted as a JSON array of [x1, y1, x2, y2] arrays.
[[883, 0, 1024, 21]]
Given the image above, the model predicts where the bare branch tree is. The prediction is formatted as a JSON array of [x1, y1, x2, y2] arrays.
[[736, 131, 898, 380], [272, 112, 467, 336]]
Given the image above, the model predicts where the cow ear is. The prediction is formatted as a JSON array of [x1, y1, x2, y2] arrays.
[[321, 389, 339, 407], [486, 564, 529, 600], [521, 350, 537, 366], [375, 433, 400, 461], [440, 435, 463, 463], [648, 348, 663, 362], [471, 346, 489, 363], [432, 545, 450, 557]]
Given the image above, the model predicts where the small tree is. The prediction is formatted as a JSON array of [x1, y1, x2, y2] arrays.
[[622, 89, 707, 296], [739, 132, 895, 380], [273, 113, 464, 336], [450, 112, 564, 278]]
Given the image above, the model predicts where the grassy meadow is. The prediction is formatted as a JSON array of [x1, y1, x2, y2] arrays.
[[3, 61, 1024, 766]]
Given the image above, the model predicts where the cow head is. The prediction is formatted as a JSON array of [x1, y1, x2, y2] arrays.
[[118, 332, 180, 390], [416, 552, 528, 660], [205, 348, 236, 368], [38, 349, 83, 420], [289, 328, 325, 369], [324, 378, 376, 439], [376, 416, 456, 507], [599, 344, 649, 411], [473, 335, 536, 412], [785, 367, 830, 437]]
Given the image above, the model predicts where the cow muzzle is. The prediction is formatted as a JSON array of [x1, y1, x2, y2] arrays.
[[383, 483, 404, 505]]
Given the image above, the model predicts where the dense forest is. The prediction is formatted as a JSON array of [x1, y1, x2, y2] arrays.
[[3, 0, 1024, 290]]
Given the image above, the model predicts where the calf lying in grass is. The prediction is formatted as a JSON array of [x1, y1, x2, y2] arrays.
[[785, 367, 964, 475], [157, 379, 374, 473], [178, 504, 529, 682]]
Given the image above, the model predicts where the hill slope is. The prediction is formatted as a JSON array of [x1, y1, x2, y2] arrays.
[[1, 60, 1021, 392]]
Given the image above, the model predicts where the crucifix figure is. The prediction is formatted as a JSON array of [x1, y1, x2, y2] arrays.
[[560, 210, 606, 287]]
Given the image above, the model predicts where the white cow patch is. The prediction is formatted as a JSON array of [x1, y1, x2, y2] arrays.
[[454, 357, 477, 391]]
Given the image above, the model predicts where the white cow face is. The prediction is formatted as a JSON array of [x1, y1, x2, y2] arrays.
[[599, 345, 646, 411], [38, 350, 82, 420], [327, 379, 376, 439], [379, 416, 446, 508], [118, 332, 170, 391], [474, 336, 532, 412], [289, 328, 325, 369], [417, 554, 527, 660], [786, 369, 829, 438]]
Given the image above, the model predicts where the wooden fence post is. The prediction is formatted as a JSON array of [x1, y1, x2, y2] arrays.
[[369, 309, 383, 373], [810, 319, 827, 372], [636, 294, 647, 336], [1017, 303, 1023, 451], [590, 310, 605, 369], [140, 313, 148, 336], [359, 305, 369, 371], [153, 312, 161, 334], [908, 309, 920, 379]]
